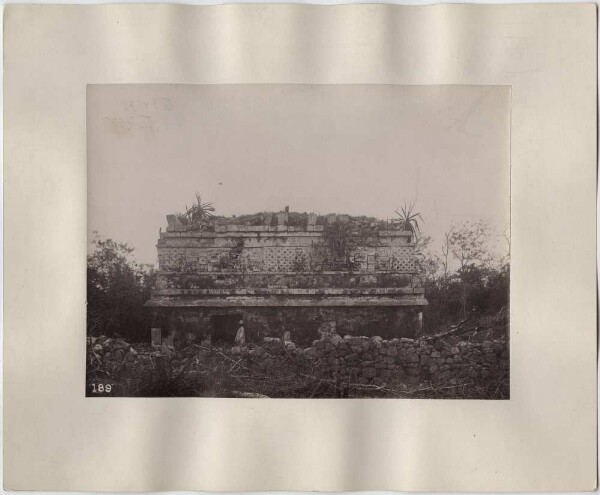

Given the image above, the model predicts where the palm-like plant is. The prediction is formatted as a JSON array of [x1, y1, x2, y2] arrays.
[[324, 221, 354, 264], [394, 202, 423, 238], [180, 192, 215, 228]]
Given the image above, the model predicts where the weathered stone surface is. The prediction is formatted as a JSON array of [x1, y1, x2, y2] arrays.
[[408, 353, 420, 363], [217, 334, 508, 388], [387, 348, 398, 358], [362, 367, 377, 379]]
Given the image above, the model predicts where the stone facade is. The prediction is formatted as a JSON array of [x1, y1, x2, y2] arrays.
[[146, 212, 428, 344]]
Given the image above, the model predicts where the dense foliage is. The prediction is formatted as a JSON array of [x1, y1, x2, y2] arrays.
[[87, 233, 156, 341], [416, 220, 510, 332]]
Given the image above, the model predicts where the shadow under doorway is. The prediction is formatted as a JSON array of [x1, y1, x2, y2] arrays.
[[210, 314, 242, 345]]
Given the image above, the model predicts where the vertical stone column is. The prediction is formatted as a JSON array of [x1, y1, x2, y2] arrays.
[[151, 327, 162, 347], [416, 311, 424, 335]]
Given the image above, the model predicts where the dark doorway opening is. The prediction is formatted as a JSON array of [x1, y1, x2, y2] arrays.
[[210, 314, 242, 344]]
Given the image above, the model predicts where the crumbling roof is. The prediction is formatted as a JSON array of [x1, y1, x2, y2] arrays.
[[180, 211, 402, 236]]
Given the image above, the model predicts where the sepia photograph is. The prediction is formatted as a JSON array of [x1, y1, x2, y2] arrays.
[[86, 84, 510, 399], [5, 4, 596, 491]]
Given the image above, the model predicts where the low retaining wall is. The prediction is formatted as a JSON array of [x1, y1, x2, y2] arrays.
[[232, 334, 509, 387]]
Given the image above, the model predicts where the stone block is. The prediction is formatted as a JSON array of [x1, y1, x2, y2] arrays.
[[151, 327, 162, 347], [166, 214, 186, 232], [276, 212, 288, 225], [408, 352, 420, 363], [303, 347, 317, 358], [380, 369, 392, 379], [493, 342, 505, 353], [346, 353, 359, 362], [362, 367, 377, 379]]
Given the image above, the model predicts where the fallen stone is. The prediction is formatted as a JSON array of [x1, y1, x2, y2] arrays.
[[362, 368, 377, 379]]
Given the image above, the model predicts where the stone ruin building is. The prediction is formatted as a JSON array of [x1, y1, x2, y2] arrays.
[[145, 210, 428, 346]]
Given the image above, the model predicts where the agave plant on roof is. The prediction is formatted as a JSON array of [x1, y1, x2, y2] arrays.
[[394, 202, 423, 239], [180, 192, 215, 228]]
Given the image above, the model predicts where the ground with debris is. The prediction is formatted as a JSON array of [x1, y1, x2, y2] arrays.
[[86, 314, 509, 399]]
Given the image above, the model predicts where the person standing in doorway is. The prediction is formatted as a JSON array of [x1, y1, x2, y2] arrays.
[[235, 319, 245, 345]]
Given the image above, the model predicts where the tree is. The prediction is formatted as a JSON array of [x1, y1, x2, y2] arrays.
[[441, 232, 451, 279], [445, 221, 492, 317], [87, 233, 156, 340], [448, 220, 492, 271], [418, 219, 509, 331]]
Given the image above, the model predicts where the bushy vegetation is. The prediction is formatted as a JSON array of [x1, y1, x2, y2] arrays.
[[87, 233, 156, 341], [416, 220, 510, 332]]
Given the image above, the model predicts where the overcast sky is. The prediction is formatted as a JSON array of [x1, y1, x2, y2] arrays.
[[87, 84, 510, 265]]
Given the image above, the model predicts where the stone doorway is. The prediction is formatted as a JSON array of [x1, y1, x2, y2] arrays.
[[210, 314, 242, 344]]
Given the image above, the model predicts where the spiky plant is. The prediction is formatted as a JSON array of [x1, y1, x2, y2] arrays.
[[394, 202, 423, 239], [324, 221, 354, 262], [179, 192, 215, 228]]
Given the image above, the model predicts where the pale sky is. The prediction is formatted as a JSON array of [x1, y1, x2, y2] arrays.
[[87, 84, 510, 265]]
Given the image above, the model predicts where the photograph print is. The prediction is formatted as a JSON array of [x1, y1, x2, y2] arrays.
[[87, 84, 510, 398]]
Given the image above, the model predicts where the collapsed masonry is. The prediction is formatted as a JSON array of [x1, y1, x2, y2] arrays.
[[145, 210, 428, 346]]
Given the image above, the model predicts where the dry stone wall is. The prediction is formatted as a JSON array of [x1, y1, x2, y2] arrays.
[[232, 334, 509, 387]]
